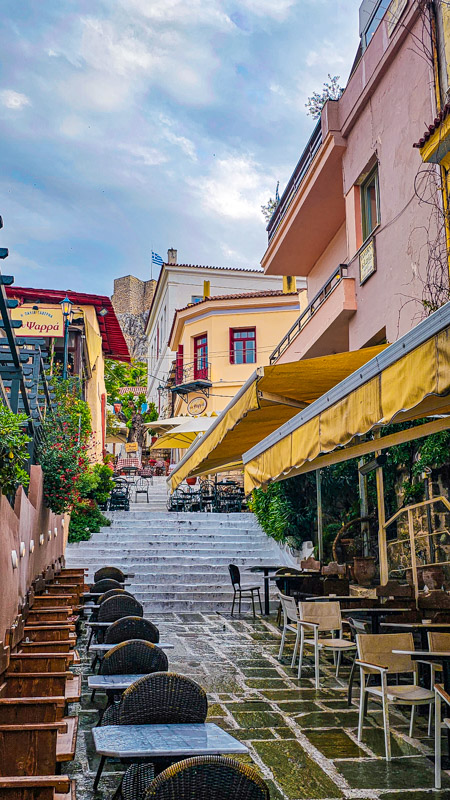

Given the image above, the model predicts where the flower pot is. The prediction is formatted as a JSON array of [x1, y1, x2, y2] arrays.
[[353, 556, 377, 587], [186, 477, 197, 486]]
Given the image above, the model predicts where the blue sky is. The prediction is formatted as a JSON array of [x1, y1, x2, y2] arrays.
[[0, 0, 361, 295]]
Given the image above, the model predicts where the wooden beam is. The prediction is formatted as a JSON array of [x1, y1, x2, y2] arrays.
[[257, 390, 306, 409]]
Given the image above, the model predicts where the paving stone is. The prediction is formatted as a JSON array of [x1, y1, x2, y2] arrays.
[[253, 740, 343, 799], [230, 710, 286, 728], [337, 756, 450, 789], [294, 710, 360, 728], [306, 729, 367, 758]]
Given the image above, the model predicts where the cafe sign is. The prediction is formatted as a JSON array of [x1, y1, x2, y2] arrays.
[[10, 304, 64, 337], [125, 441, 139, 453], [359, 238, 377, 285], [187, 396, 207, 416]]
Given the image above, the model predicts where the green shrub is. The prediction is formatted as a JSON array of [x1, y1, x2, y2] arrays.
[[68, 498, 111, 543], [0, 405, 31, 495]]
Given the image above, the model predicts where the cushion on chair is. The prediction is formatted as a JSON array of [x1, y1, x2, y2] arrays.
[[366, 684, 434, 703]]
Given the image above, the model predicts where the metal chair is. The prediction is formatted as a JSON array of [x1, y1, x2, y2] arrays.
[[94, 567, 126, 583], [356, 632, 435, 760], [345, 616, 370, 706], [141, 755, 270, 799], [134, 478, 150, 503], [228, 564, 262, 619], [95, 673, 207, 791], [295, 600, 356, 688]]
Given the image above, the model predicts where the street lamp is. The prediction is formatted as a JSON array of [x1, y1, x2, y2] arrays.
[[59, 295, 73, 380]]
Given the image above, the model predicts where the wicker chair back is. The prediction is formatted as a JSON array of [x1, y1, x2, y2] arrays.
[[118, 672, 208, 725], [105, 616, 160, 644], [144, 756, 270, 799], [94, 567, 126, 583], [98, 589, 134, 605], [98, 595, 143, 623], [101, 641, 168, 676], [92, 579, 122, 594]]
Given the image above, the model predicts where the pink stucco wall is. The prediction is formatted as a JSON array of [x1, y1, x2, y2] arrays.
[[272, 1, 439, 360], [0, 465, 66, 642]]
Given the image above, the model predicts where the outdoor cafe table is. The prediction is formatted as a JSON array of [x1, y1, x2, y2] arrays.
[[380, 621, 450, 648], [92, 722, 248, 790], [246, 565, 283, 615], [88, 674, 152, 691], [341, 607, 412, 635]]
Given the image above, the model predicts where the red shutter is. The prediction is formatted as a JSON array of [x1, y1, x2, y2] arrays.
[[176, 344, 184, 384], [229, 328, 234, 364]]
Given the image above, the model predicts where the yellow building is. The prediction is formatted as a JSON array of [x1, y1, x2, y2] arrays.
[[8, 287, 130, 461], [166, 289, 301, 417]]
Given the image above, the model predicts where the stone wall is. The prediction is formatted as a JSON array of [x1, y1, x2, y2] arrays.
[[112, 275, 156, 361]]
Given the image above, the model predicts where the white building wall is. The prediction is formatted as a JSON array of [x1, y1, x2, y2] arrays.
[[146, 263, 295, 414]]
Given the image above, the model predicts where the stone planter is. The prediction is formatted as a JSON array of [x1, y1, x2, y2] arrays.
[[353, 556, 377, 587]]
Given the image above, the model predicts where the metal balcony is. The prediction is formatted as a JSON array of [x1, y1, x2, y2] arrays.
[[269, 264, 349, 364], [172, 360, 212, 398]]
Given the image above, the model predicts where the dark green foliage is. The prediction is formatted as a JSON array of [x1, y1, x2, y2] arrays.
[[68, 498, 111, 543]]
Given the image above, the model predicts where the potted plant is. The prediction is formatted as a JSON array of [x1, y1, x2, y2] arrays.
[[186, 476, 197, 486]]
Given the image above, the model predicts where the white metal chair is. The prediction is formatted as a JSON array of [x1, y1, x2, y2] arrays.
[[424, 631, 450, 735], [278, 594, 355, 689], [295, 600, 356, 688], [356, 632, 435, 760]]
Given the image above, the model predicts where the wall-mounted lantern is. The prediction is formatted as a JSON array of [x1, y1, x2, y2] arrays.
[[11, 550, 18, 569], [54, 527, 58, 538], [29, 540, 35, 553], [48, 530, 52, 541], [19, 542, 26, 558], [39, 534, 44, 546]]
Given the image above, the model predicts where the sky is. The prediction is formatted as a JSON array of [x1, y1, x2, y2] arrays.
[[0, 0, 361, 296]]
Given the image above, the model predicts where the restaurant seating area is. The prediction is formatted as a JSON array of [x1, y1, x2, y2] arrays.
[[168, 479, 246, 513]]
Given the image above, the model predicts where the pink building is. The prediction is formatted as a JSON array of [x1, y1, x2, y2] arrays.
[[265, 0, 440, 365]]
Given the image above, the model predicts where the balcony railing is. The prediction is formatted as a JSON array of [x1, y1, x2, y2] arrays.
[[173, 360, 212, 397], [267, 120, 323, 243], [269, 264, 348, 364]]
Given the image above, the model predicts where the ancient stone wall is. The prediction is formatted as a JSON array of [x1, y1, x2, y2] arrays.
[[112, 275, 156, 361]]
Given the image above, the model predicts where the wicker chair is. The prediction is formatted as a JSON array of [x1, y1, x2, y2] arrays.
[[98, 595, 143, 624], [133, 756, 270, 800], [105, 616, 160, 644], [94, 673, 207, 791], [92, 641, 168, 704], [94, 567, 126, 583], [92, 578, 123, 594], [98, 588, 135, 605], [91, 616, 161, 673]]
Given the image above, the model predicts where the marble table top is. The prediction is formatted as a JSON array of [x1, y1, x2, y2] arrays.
[[88, 674, 149, 690], [89, 642, 173, 652], [92, 723, 248, 758]]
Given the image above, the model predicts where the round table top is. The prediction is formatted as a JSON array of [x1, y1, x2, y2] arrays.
[[246, 565, 284, 573]]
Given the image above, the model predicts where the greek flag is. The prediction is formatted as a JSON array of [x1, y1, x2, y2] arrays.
[[152, 251, 164, 266]]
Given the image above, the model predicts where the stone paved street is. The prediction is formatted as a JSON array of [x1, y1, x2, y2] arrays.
[[68, 612, 450, 800]]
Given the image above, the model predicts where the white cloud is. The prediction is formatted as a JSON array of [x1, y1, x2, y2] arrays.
[[238, 0, 297, 18], [119, 143, 168, 167], [197, 155, 274, 221], [305, 40, 347, 69], [0, 90, 31, 110]]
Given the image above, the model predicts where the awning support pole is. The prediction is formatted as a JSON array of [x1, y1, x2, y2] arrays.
[[375, 440, 388, 584], [316, 469, 323, 562], [408, 507, 419, 605]]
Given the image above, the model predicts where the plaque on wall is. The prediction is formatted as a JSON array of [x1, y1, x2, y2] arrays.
[[187, 396, 207, 416], [359, 238, 377, 285]]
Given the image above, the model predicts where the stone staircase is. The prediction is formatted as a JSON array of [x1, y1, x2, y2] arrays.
[[65, 477, 294, 612]]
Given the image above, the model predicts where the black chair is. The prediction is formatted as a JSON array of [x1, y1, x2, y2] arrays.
[[140, 756, 270, 800], [91, 578, 123, 594], [94, 567, 126, 583], [109, 488, 130, 511], [93, 595, 144, 645], [134, 478, 150, 503], [92, 616, 161, 672], [94, 673, 207, 791], [199, 481, 216, 512], [228, 564, 262, 619]]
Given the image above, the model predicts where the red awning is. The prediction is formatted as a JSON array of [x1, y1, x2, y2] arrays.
[[6, 286, 130, 362]]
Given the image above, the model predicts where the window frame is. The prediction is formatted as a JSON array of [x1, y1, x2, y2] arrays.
[[229, 327, 257, 365], [193, 333, 208, 380], [361, 165, 380, 243]]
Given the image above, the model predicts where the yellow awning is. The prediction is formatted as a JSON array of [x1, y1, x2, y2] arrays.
[[169, 345, 387, 490], [243, 310, 450, 495], [152, 417, 216, 450]]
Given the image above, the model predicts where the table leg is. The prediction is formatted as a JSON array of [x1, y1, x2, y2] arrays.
[[435, 688, 441, 789], [372, 613, 379, 636], [264, 570, 270, 616]]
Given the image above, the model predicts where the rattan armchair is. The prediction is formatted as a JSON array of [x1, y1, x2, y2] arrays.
[[94, 567, 126, 583], [95, 673, 207, 790], [105, 616, 160, 644], [137, 756, 270, 800], [92, 578, 123, 594], [98, 595, 143, 624], [92, 641, 168, 704], [98, 588, 135, 605]]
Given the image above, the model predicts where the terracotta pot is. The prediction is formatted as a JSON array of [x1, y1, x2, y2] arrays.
[[422, 565, 444, 590], [353, 556, 377, 587], [186, 477, 197, 486]]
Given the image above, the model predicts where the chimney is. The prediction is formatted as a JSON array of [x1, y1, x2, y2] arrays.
[[203, 280, 210, 299], [167, 248, 177, 265], [282, 275, 296, 293]]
